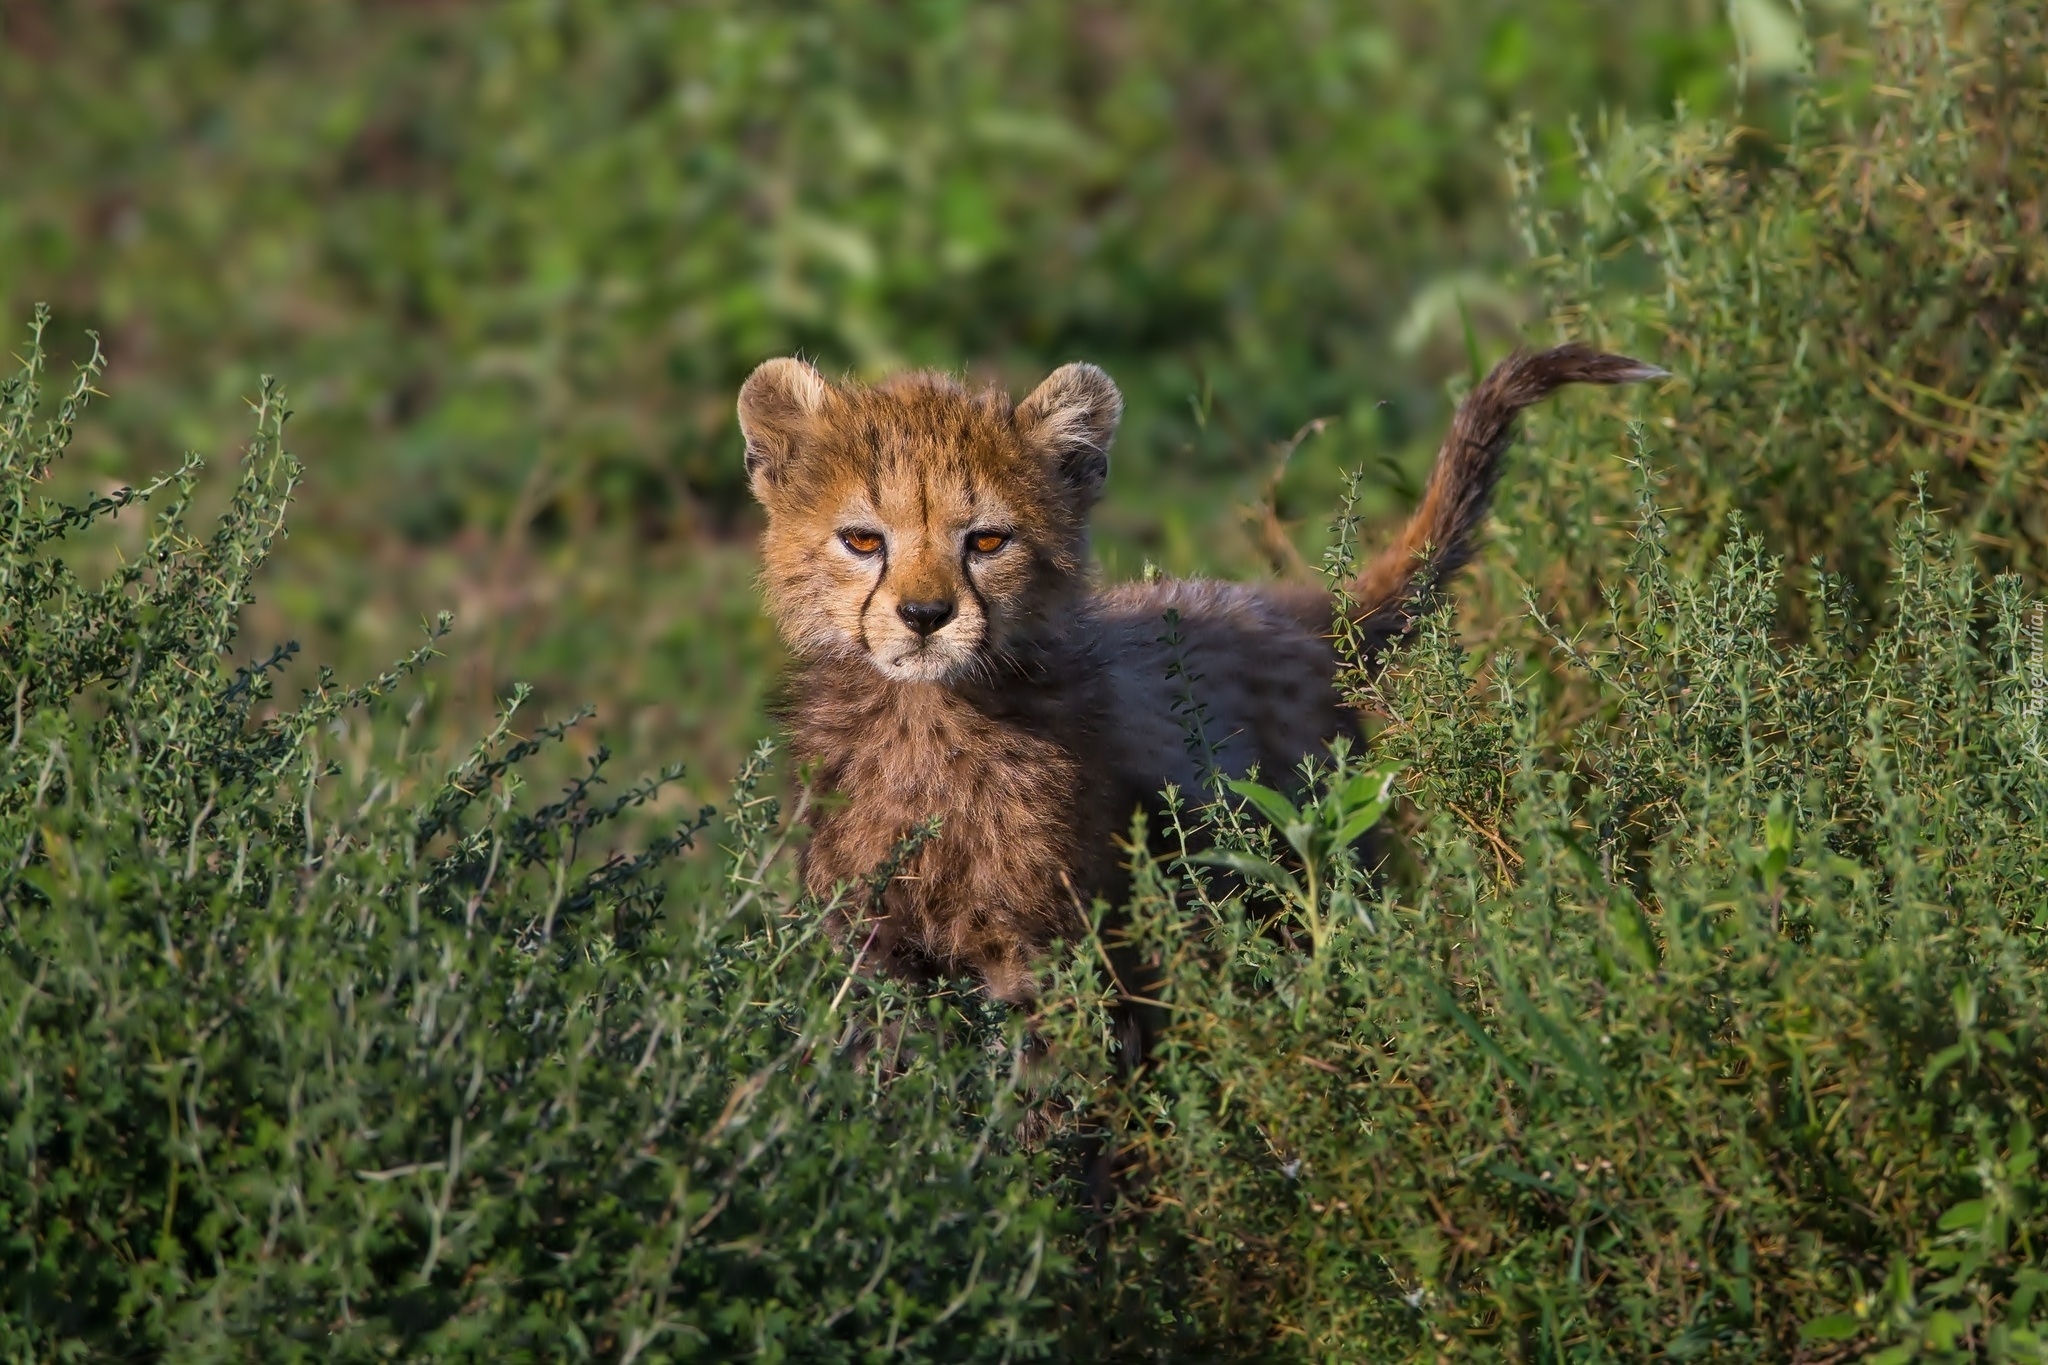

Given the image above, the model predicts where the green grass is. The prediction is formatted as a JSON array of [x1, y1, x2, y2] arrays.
[[0, 0, 1798, 800]]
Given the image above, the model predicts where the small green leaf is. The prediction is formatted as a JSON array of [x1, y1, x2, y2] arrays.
[[1189, 848, 1302, 902], [2009, 1266, 2048, 1321], [1765, 794, 1794, 856], [1925, 1309, 1966, 1350], [1332, 799, 1393, 847], [1760, 846, 1790, 884], [1921, 1042, 1971, 1090], [1333, 761, 1401, 812], [1936, 1199, 1986, 1231], [1607, 891, 1659, 973], [1951, 981, 1979, 1029], [1224, 779, 1301, 832], [1798, 1313, 1862, 1343], [1823, 853, 1867, 882]]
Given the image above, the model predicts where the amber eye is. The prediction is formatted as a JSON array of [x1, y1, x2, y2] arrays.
[[839, 529, 884, 556], [968, 531, 1010, 556]]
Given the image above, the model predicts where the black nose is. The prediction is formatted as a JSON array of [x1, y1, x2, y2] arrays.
[[897, 598, 956, 637]]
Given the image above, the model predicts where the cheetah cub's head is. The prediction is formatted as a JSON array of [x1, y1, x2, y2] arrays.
[[738, 358, 1122, 684]]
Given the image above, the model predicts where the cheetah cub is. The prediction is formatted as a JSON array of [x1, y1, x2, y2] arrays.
[[739, 345, 1661, 1006]]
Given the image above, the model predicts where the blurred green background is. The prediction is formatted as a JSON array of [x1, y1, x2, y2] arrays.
[[0, 0, 1826, 803]]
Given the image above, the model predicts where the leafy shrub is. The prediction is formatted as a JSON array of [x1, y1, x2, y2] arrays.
[[1039, 4, 2048, 1358], [0, 310, 1064, 1361], [1509, 0, 2047, 617], [1052, 466, 2048, 1360]]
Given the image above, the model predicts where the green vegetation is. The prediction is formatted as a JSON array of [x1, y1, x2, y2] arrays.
[[8, 0, 2048, 1359], [1, 317, 1062, 1358], [0, 0, 1787, 794], [1507, 1, 2046, 620], [1053, 483, 2048, 1359]]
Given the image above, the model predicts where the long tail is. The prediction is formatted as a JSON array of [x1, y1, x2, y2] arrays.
[[1347, 343, 1665, 655]]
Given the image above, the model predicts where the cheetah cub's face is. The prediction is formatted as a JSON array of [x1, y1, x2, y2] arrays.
[[738, 358, 1122, 684]]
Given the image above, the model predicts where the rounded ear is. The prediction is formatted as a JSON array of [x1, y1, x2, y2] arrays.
[[1015, 362, 1122, 505], [737, 357, 832, 500]]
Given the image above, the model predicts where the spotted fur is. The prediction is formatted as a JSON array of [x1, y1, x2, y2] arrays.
[[738, 345, 1663, 1005]]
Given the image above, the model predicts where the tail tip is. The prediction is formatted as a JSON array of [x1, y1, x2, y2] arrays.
[[1508, 343, 1671, 392], [1611, 358, 1671, 383]]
